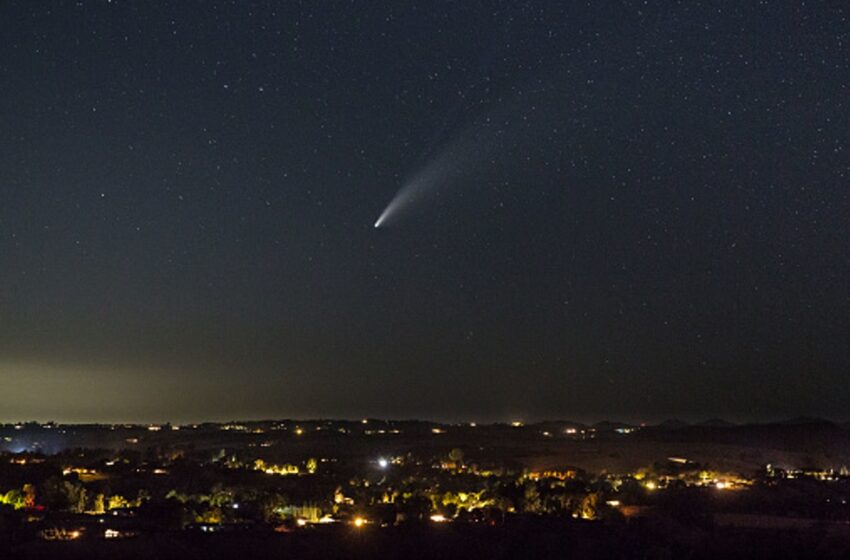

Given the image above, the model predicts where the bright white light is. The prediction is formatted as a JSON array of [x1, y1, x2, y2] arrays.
[[429, 514, 448, 523], [373, 187, 405, 228], [377, 458, 389, 469], [374, 201, 396, 228]]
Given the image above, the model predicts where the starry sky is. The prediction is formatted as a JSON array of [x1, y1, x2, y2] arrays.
[[1, 1, 848, 424]]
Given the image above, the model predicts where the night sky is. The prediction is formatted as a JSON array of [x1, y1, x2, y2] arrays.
[[1, 1, 848, 424]]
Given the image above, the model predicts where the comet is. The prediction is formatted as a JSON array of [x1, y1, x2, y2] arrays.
[[374, 90, 550, 228], [373, 124, 488, 228]]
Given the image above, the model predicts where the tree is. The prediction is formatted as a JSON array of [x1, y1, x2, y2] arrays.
[[65, 481, 88, 513], [41, 477, 87, 513], [448, 448, 464, 464], [257, 493, 288, 523], [397, 494, 431, 522], [90, 493, 106, 514], [108, 495, 131, 510], [522, 482, 543, 514], [22, 485, 36, 509], [0, 490, 24, 510], [578, 492, 599, 520]]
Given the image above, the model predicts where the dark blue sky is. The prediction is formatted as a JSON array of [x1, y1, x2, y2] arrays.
[[0, 1, 848, 423]]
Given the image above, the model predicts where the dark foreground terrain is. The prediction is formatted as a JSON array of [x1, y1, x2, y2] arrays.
[[2, 419, 850, 559], [7, 520, 850, 560]]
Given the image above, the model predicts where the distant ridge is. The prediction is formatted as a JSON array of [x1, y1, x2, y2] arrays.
[[696, 418, 736, 428], [592, 421, 635, 432], [655, 418, 689, 430], [778, 416, 835, 426], [535, 420, 588, 431]]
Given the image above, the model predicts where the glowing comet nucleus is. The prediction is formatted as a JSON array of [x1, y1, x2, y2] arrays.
[[374, 194, 405, 228], [373, 209, 389, 229]]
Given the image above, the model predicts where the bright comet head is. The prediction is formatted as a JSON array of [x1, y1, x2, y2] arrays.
[[373, 211, 388, 228], [374, 194, 401, 228]]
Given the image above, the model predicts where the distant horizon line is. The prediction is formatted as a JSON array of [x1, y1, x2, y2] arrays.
[[1, 415, 846, 427]]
